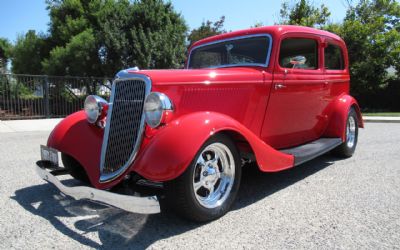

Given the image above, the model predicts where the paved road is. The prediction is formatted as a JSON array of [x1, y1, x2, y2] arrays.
[[0, 123, 399, 249]]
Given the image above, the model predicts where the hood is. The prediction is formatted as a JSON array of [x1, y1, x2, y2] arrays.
[[125, 68, 266, 86]]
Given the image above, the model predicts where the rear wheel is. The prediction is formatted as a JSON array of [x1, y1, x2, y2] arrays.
[[61, 153, 90, 183], [333, 108, 359, 158], [165, 134, 241, 222]]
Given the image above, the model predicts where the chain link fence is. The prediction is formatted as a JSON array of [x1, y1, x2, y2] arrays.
[[0, 74, 112, 120]]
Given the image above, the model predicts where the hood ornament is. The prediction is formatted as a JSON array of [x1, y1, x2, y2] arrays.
[[127, 66, 140, 71]]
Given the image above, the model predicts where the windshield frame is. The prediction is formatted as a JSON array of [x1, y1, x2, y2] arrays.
[[187, 33, 273, 69]]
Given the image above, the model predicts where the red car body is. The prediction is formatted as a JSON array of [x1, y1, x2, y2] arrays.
[[46, 25, 363, 190]]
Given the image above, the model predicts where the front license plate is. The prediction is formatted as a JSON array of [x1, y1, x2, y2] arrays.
[[40, 145, 59, 166]]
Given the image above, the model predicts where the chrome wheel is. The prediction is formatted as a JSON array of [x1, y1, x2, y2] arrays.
[[192, 143, 235, 209], [346, 115, 356, 148], [165, 134, 241, 221]]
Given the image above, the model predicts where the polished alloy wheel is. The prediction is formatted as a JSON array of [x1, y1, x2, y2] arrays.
[[192, 142, 235, 209], [346, 115, 356, 148]]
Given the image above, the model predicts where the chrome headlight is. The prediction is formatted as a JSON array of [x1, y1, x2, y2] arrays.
[[144, 92, 173, 128], [84, 95, 108, 124]]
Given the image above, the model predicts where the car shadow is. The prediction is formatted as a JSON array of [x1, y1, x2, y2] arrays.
[[234, 154, 343, 210], [12, 154, 342, 249]]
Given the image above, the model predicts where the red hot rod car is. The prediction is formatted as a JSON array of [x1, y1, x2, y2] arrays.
[[37, 25, 363, 221]]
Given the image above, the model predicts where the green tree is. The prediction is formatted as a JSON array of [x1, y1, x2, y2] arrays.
[[187, 16, 226, 46], [42, 0, 188, 76], [0, 38, 12, 73], [42, 0, 104, 76], [98, 0, 188, 73], [278, 0, 331, 28], [336, 0, 400, 96], [42, 29, 99, 76], [11, 30, 49, 75]]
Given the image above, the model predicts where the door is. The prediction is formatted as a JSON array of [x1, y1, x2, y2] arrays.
[[261, 35, 329, 149]]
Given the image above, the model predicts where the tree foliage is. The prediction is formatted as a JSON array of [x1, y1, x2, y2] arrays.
[[11, 0, 188, 76], [11, 31, 49, 75], [0, 38, 12, 73], [41, 0, 101, 76], [187, 16, 226, 46], [336, 0, 400, 95], [43, 29, 99, 76], [279, 0, 331, 28], [97, 0, 188, 74]]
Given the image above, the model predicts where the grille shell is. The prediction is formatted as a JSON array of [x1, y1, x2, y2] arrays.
[[100, 75, 151, 182]]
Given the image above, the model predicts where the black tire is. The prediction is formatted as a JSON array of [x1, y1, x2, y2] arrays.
[[164, 134, 242, 222], [333, 108, 359, 158], [61, 153, 90, 183]]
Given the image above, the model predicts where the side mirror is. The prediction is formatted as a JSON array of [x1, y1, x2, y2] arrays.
[[289, 55, 306, 67]]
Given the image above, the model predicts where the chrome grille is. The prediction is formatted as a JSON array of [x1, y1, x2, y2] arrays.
[[100, 76, 150, 182]]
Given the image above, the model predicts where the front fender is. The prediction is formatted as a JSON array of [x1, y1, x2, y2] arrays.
[[323, 94, 364, 140], [47, 111, 105, 188], [132, 112, 294, 182]]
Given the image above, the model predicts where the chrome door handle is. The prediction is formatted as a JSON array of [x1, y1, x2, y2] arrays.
[[275, 83, 286, 90]]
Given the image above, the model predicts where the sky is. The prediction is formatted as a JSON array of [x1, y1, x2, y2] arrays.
[[0, 0, 353, 43]]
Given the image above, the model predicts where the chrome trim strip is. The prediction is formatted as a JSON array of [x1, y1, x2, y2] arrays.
[[99, 71, 152, 183], [187, 34, 273, 69], [36, 161, 160, 214]]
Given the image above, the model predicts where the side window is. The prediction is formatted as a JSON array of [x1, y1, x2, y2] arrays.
[[325, 43, 344, 70], [279, 38, 318, 70]]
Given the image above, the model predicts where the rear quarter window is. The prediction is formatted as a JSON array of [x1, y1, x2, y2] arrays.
[[324, 43, 345, 70]]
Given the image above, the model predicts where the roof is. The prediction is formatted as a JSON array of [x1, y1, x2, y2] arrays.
[[190, 25, 344, 50]]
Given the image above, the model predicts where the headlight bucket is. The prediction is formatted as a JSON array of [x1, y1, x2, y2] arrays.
[[84, 95, 108, 124], [144, 92, 173, 128]]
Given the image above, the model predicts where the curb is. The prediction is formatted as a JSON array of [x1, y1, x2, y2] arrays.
[[362, 116, 400, 123], [0, 118, 62, 133]]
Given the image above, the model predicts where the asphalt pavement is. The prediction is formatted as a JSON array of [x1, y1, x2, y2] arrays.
[[0, 123, 399, 249]]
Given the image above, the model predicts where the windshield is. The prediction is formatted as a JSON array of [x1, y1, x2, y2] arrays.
[[188, 35, 271, 69]]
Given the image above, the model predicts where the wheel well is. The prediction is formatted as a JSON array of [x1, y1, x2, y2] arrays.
[[218, 130, 256, 165], [61, 153, 90, 183], [351, 104, 364, 128]]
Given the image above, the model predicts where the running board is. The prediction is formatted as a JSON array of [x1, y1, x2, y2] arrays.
[[280, 138, 342, 166]]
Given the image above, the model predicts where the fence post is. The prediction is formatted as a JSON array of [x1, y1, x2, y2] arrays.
[[44, 76, 50, 118]]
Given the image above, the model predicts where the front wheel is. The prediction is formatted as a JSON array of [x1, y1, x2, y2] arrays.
[[165, 134, 241, 222], [333, 108, 359, 158]]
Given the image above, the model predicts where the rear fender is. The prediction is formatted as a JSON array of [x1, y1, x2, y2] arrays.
[[132, 112, 294, 182], [323, 94, 364, 140]]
